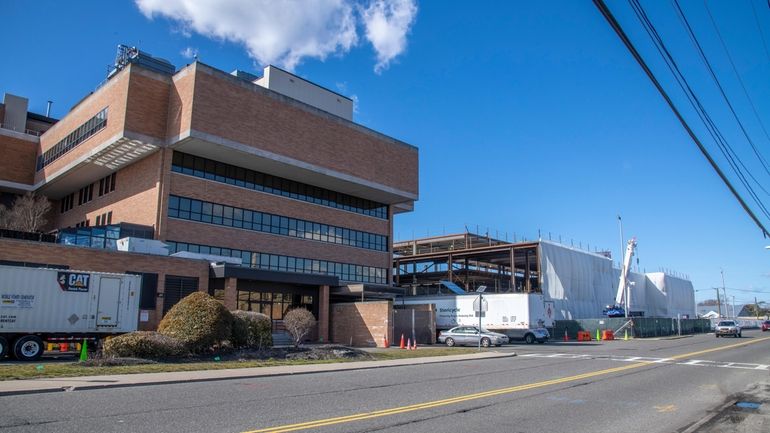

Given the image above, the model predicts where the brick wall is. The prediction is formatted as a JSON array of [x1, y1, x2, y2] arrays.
[[52, 150, 163, 231], [189, 64, 418, 197], [0, 237, 210, 330], [125, 69, 171, 140], [0, 133, 37, 185], [330, 300, 393, 347]]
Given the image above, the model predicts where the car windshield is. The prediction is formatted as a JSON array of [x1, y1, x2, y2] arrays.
[[718, 321, 735, 326]]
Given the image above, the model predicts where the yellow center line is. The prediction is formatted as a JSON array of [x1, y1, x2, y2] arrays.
[[242, 336, 770, 433]]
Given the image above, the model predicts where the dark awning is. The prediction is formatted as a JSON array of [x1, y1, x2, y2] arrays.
[[210, 263, 339, 286]]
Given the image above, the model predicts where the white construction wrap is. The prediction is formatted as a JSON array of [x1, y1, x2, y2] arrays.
[[539, 241, 695, 319]]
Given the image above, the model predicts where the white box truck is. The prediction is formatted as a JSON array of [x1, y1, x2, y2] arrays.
[[0, 265, 141, 361], [397, 293, 555, 344]]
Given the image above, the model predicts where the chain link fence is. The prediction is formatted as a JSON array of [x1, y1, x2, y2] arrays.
[[553, 317, 711, 339]]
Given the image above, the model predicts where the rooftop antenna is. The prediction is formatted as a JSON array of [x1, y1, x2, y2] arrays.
[[45, 101, 53, 117]]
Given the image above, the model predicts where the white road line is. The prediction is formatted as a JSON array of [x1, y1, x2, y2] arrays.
[[518, 353, 770, 371]]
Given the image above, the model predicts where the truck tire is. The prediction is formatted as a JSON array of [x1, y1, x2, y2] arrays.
[[525, 333, 535, 344], [445, 337, 455, 347], [0, 336, 8, 359], [13, 335, 44, 361]]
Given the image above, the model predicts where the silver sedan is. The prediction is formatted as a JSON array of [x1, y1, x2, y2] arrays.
[[438, 326, 509, 347]]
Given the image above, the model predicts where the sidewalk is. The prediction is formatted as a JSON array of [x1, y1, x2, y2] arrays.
[[0, 351, 515, 397]]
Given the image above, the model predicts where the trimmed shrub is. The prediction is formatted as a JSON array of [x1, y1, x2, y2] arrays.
[[158, 291, 233, 352], [102, 332, 185, 359], [283, 308, 316, 347], [231, 310, 273, 349]]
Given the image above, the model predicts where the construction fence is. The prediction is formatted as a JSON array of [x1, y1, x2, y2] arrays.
[[553, 317, 712, 339]]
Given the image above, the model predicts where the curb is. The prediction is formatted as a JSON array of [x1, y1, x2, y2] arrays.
[[0, 351, 516, 397]]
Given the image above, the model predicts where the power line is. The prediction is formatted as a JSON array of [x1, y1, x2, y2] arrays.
[[702, 0, 770, 175], [672, 0, 770, 196], [627, 0, 770, 220], [591, 0, 770, 237], [749, 0, 770, 63]]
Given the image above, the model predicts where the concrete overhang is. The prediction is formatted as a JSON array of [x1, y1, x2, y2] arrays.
[[331, 283, 405, 298], [36, 132, 161, 199], [171, 130, 417, 206], [210, 263, 340, 286]]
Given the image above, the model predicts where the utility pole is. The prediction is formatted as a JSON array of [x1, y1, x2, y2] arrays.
[[732, 295, 736, 318], [721, 270, 727, 318], [715, 287, 722, 318], [756, 297, 760, 319]]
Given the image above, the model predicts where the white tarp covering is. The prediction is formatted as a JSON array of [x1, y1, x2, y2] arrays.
[[539, 241, 695, 319]]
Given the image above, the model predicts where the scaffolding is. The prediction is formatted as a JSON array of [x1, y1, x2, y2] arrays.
[[393, 233, 541, 296]]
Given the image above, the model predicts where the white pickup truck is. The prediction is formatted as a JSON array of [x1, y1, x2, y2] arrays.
[[397, 293, 554, 344]]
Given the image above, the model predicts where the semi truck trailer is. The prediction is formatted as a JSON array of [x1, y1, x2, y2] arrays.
[[397, 293, 555, 343], [0, 264, 141, 361]]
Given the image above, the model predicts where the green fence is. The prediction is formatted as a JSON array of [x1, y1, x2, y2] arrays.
[[553, 318, 711, 339]]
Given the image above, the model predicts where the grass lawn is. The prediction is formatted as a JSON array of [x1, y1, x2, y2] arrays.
[[0, 347, 480, 380]]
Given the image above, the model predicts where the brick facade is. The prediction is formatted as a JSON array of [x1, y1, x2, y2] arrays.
[[0, 132, 37, 185], [330, 301, 393, 347]]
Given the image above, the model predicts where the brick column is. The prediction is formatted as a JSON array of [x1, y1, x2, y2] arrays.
[[224, 277, 238, 310], [318, 285, 330, 342]]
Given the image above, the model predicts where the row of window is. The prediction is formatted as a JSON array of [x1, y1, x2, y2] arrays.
[[167, 240, 388, 285], [230, 292, 314, 320], [95, 211, 112, 226], [171, 151, 388, 219], [60, 193, 74, 213], [99, 173, 116, 196], [61, 173, 118, 214], [37, 108, 108, 170], [78, 184, 93, 205], [168, 195, 388, 252]]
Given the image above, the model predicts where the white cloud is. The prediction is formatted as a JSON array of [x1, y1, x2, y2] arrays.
[[362, 0, 417, 73], [180, 46, 198, 59], [135, 0, 416, 73]]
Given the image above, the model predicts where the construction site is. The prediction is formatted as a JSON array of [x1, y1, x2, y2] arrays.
[[393, 232, 696, 321]]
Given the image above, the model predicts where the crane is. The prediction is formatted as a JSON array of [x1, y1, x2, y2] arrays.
[[603, 237, 637, 317]]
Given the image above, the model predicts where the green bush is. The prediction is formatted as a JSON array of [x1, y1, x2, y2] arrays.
[[158, 291, 233, 352], [102, 332, 185, 359], [231, 310, 273, 349]]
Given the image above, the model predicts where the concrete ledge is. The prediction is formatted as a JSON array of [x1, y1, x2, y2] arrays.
[[0, 351, 515, 396]]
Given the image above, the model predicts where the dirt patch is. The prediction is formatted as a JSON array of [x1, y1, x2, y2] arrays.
[[84, 345, 373, 366]]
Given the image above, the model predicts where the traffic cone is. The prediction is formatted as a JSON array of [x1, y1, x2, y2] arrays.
[[384, 335, 389, 348], [399, 333, 405, 349], [79, 339, 88, 362], [406, 338, 411, 350], [596, 329, 601, 341], [563, 329, 569, 342], [412, 340, 417, 350], [624, 329, 629, 341]]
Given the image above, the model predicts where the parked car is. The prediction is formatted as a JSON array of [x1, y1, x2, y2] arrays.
[[715, 320, 742, 338], [761, 320, 770, 332], [438, 326, 509, 347]]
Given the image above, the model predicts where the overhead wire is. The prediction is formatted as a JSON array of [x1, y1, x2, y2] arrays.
[[702, 0, 770, 175], [591, 0, 770, 237], [672, 0, 770, 196], [627, 0, 770, 220]]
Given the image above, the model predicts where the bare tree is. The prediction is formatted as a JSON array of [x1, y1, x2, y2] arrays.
[[0, 203, 10, 229], [4, 193, 51, 232], [283, 308, 316, 348]]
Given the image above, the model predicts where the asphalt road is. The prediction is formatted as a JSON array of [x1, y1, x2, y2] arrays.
[[1, 331, 769, 433]]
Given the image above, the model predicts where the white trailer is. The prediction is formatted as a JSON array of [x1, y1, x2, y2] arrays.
[[0, 265, 141, 361], [397, 293, 555, 343]]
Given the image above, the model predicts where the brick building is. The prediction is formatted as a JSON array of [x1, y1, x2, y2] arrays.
[[0, 46, 418, 342]]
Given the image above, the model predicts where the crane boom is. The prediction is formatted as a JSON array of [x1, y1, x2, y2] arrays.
[[615, 238, 637, 306]]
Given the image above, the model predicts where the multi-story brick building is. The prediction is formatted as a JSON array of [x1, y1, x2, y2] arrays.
[[0, 47, 418, 342]]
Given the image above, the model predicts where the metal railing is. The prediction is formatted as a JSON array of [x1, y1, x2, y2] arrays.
[[0, 123, 41, 137]]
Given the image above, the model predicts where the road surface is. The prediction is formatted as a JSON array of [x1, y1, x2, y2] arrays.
[[1, 331, 769, 433]]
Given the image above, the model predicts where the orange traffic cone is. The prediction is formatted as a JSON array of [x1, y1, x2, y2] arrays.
[[384, 335, 389, 347], [563, 329, 569, 342], [412, 340, 417, 350], [399, 334, 405, 349], [406, 338, 411, 350]]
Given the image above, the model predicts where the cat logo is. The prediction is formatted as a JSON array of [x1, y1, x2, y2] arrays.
[[57, 272, 90, 292]]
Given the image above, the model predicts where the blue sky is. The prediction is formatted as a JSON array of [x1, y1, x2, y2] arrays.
[[2, 1, 769, 306]]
